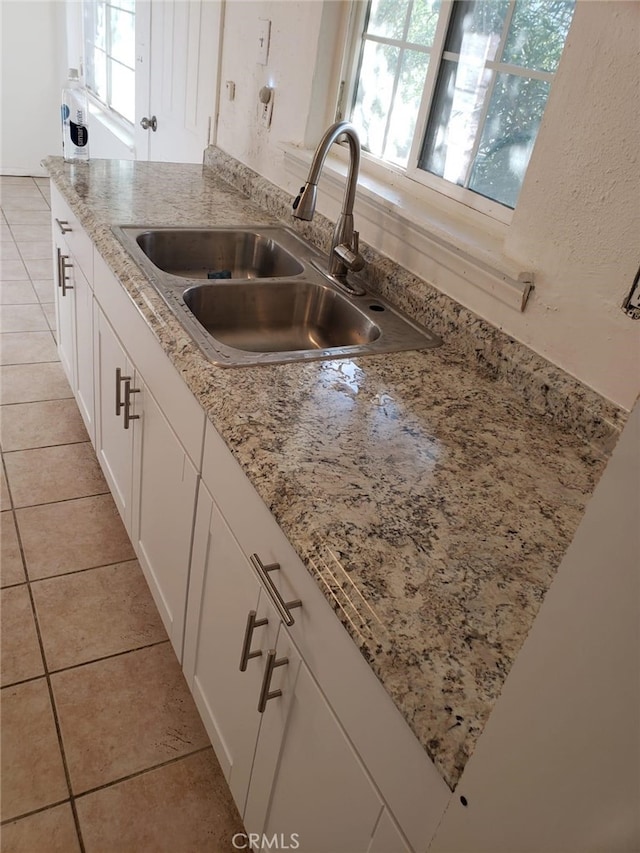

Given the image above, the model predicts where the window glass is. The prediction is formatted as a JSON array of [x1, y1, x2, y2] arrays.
[[469, 73, 550, 207], [384, 49, 431, 166], [367, 0, 410, 40], [352, 41, 400, 158], [110, 61, 135, 123], [83, 0, 136, 124], [443, 0, 509, 56], [407, 0, 442, 46], [503, 0, 575, 72], [420, 58, 492, 184], [110, 6, 135, 68]]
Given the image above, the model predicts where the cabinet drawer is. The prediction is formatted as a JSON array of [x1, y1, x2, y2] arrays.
[[202, 420, 451, 852], [51, 184, 93, 283]]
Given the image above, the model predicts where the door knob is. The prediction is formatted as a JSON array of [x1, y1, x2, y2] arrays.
[[140, 115, 157, 132]]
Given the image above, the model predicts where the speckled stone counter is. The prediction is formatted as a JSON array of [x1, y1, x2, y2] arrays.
[[44, 156, 622, 790]]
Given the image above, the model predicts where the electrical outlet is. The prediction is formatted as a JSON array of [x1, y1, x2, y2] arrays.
[[259, 86, 274, 129]]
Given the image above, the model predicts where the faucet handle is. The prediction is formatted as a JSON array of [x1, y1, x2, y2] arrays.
[[334, 230, 365, 273]]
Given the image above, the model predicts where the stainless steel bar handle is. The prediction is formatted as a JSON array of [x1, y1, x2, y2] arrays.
[[55, 218, 72, 234], [56, 247, 63, 289], [123, 380, 140, 430], [249, 554, 302, 627], [60, 255, 73, 296], [115, 367, 130, 417], [239, 610, 269, 672], [258, 649, 289, 713]]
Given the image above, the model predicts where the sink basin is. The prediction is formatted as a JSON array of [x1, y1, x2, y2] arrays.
[[132, 227, 303, 279], [112, 224, 442, 366], [183, 280, 380, 353]]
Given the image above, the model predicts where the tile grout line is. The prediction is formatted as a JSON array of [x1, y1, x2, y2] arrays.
[[0, 798, 73, 829], [22, 541, 87, 851], [9, 487, 111, 513], [1, 638, 171, 692], [1, 554, 142, 590], [25, 556, 143, 584], [0, 746, 215, 829], [1, 638, 171, 690], [72, 745, 215, 802]]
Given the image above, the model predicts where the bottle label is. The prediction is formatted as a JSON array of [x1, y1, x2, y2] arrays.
[[70, 121, 88, 147]]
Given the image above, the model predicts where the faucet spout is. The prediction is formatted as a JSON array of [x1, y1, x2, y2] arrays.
[[292, 120, 365, 281]]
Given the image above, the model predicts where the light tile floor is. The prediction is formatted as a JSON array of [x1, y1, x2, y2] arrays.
[[0, 177, 245, 852]]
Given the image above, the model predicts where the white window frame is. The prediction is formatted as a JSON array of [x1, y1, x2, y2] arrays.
[[340, 0, 569, 225]]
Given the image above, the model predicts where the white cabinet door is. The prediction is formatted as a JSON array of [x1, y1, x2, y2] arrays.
[[93, 306, 135, 528], [73, 260, 95, 444], [245, 645, 385, 853], [131, 379, 198, 658], [368, 810, 412, 853], [184, 483, 280, 814], [53, 237, 75, 386], [52, 227, 95, 444]]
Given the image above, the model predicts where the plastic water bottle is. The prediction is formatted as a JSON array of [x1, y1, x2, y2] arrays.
[[61, 69, 89, 161]]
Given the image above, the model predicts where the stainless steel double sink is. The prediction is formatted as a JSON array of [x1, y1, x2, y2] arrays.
[[112, 225, 441, 367]]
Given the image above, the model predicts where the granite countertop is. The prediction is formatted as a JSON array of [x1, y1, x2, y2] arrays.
[[45, 157, 612, 790]]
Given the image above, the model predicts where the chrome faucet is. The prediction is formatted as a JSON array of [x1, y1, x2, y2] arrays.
[[292, 120, 365, 290]]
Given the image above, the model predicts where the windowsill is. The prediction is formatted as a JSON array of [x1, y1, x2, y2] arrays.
[[88, 99, 135, 153], [281, 142, 533, 312]]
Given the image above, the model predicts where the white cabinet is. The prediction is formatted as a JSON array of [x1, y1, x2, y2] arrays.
[[53, 232, 75, 384], [52, 214, 95, 443], [94, 308, 134, 521], [93, 304, 199, 657], [185, 481, 387, 852], [184, 483, 281, 813], [245, 649, 385, 853]]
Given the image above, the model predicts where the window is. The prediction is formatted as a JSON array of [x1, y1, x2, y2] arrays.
[[83, 0, 136, 124], [344, 0, 575, 211]]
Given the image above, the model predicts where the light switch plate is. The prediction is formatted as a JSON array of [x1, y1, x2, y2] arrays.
[[257, 19, 271, 65]]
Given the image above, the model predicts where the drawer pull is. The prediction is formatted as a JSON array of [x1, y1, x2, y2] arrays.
[[123, 380, 140, 430], [60, 255, 73, 296], [55, 218, 72, 234], [250, 554, 302, 627], [115, 367, 130, 417], [239, 610, 268, 672], [57, 249, 73, 296], [258, 649, 288, 713]]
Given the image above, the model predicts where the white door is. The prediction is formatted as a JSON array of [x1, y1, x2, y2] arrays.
[[135, 0, 221, 162]]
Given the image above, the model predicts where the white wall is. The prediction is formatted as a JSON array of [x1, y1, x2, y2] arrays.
[[215, 0, 640, 411], [0, 0, 68, 176]]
